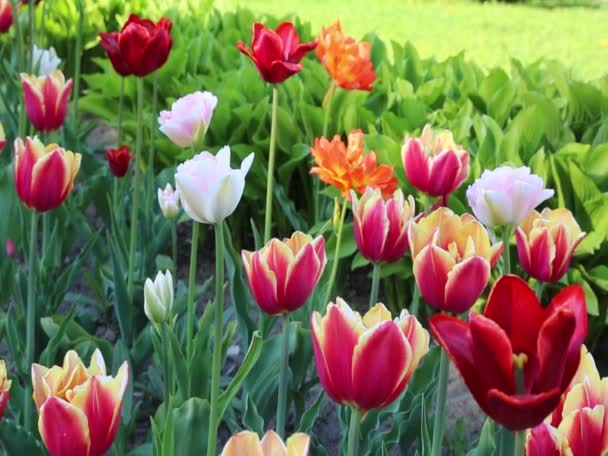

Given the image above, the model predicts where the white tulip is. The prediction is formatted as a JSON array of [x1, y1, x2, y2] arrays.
[[32, 45, 61, 77], [144, 270, 174, 325]]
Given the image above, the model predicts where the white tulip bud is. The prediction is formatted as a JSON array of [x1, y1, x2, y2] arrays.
[[144, 270, 174, 325]]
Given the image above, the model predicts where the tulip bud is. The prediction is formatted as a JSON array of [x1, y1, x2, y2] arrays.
[[221, 430, 310, 456], [158, 184, 180, 219], [144, 270, 174, 325], [21, 70, 73, 133], [0, 122, 5, 154], [31, 45, 61, 76], [159, 91, 218, 148], [0, 0, 11, 33], [0, 360, 12, 420], [5, 238, 15, 257], [106, 145, 133, 178]]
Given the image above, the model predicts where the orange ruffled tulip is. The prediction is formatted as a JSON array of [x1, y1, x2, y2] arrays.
[[316, 21, 375, 91], [242, 232, 327, 315], [221, 430, 310, 456], [0, 360, 11, 419], [409, 207, 503, 313], [32, 350, 129, 456], [21, 70, 73, 132], [14, 136, 81, 212], [310, 129, 397, 199], [516, 208, 586, 283], [311, 299, 429, 411]]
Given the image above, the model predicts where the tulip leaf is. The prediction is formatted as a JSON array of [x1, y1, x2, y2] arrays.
[[467, 418, 497, 456], [166, 325, 189, 402], [111, 236, 133, 344], [0, 418, 45, 455], [171, 398, 210, 455], [297, 390, 325, 434], [242, 392, 265, 435]]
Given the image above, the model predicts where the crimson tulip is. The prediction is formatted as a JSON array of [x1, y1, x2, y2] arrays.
[[0, 0, 12, 33], [429, 275, 587, 431], [99, 14, 172, 77], [21, 70, 73, 132], [237, 22, 317, 84], [106, 145, 133, 178]]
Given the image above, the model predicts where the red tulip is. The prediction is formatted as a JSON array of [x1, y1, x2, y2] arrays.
[[106, 145, 133, 178], [99, 14, 172, 78], [0, 0, 12, 33], [21, 70, 73, 132], [525, 423, 570, 456], [429, 275, 587, 431], [242, 232, 326, 315], [237, 22, 317, 84]]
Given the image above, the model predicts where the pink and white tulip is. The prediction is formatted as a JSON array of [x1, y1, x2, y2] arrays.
[[21, 70, 73, 132], [159, 91, 218, 148], [157, 183, 180, 219]]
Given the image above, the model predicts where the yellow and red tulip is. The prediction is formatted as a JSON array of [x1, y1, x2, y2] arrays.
[[14, 136, 81, 212], [525, 423, 571, 456], [242, 232, 327, 315], [516, 208, 586, 283], [0, 360, 11, 419], [0, 121, 5, 154], [311, 299, 429, 411], [221, 430, 310, 456], [21, 70, 73, 132], [351, 187, 415, 263], [32, 349, 129, 456], [408, 207, 503, 313]]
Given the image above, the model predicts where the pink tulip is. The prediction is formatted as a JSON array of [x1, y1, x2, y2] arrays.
[[21, 70, 73, 133], [159, 91, 217, 148], [351, 187, 415, 263], [0, 122, 5, 154]]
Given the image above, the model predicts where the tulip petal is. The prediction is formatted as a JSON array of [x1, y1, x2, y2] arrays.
[[444, 256, 490, 313], [286, 433, 311, 456], [427, 150, 460, 196], [261, 430, 287, 455], [249, 252, 279, 314], [528, 228, 555, 282], [526, 423, 567, 456], [221, 430, 263, 456], [358, 197, 388, 262], [413, 245, 454, 311], [30, 150, 69, 212], [486, 387, 561, 431], [283, 243, 322, 312], [558, 406, 607, 456], [402, 139, 430, 192], [38, 397, 91, 456]]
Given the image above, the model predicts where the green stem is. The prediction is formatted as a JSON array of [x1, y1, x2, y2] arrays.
[[161, 324, 172, 417], [185, 221, 200, 368], [410, 283, 421, 318], [207, 221, 225, 456], [323, 198, 348, 306], [369, 262, 381, 307], [276, 315, 290, 438], [346, 407, 361, 456], [513, 430, 525, 456], [41, 212, 49, 257], [117, 77, 125, 145], [171, 220, 178, 280], [502, 226, 513, 275], [12, 0, 22, 72], [24, 210, 39, 431], [263, 86, 279, 244], [534, 281, 545, 301], [28, 0, 35, 72], [112, 178, 119, 215], [431, 348, 450, 456], [72, 0, 84, 129], [126, 77, 144, 317]]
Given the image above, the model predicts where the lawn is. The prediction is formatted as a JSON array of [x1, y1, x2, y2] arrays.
[[217, 0, 608, 80]]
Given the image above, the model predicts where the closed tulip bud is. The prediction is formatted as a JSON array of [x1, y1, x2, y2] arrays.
[[466, 166, 554, 228], [0, 0, 12, 33], [158, 183, 180, 219], [144, 270, 174, 325], [14, 137, 81, 212], [516, 208, 585, 283], [32, 350, 129, 456], [106, 145, 133, 178], [31, 45, 61, 76], [21, 70, 73, 132], [175, 146, 254, 224], [311, 299, 429, 411], [221, 430, 310, 456], [401, 124, 470, 197], [0, 121, 5, 153], [242, 232, 327, 315], [408, 207, 503, 313], [352, 187, 415, 263], [0, 360, 12, 420], [159, 91, 217, 148]]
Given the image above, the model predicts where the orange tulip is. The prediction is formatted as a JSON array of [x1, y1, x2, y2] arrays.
[[316, 21, 375, 91], [310, 129, 397, 199], [0, 360, 11, 419], [32, 350, 129, 456], [221, 430, 310, 456]]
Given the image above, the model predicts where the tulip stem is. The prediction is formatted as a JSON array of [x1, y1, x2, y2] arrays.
[[513, 430, 525, 456], [324, 198, 348, 306], [347, 407, 361, 456], [161, 323, 172, 417], [410, 284, 421, 318], [431, 348, 450, 456], [502, 226, 513, 275], [171, 220, 178, 280], [185, 221, 200, 370], [534, 281, 545, 301], [24, 210, 39, 431], [126, 77, 145, 324], [117, 77, 125, 145], [72, 0, 84, 131], [207, 221, 225, 456], [369, 263, 381, 307], [28, 0, 35, 72], [276, 314, 290, 438], [263, 86, 279, 244]]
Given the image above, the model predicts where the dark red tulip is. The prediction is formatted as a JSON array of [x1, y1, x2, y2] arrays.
[[99, 14, 172, 78], [429, 275, 587, 431], [237, 22, 317, 84], [0, 0, 12, 33], [106, 146, 133, 178]]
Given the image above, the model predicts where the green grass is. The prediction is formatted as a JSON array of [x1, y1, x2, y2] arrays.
[[216, 0, 608, 80]]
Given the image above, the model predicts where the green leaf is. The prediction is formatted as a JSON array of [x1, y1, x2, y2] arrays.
[[172, 398, 210, 455], [298, 391, 325, 434], [467, 418, 496, 456]]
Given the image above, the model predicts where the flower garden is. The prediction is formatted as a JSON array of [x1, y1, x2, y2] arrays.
[[0, 0, 607, 455]]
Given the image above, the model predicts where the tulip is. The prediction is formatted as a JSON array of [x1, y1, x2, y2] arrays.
[[14, 137, 81, 212], [525, 423, 571, 456], [158, 91, 218, 148], [311, 299, 429, 411], [0, 360, 11, 419], [237, 22, 317, 84], [0, 0, 12, 33], [242, 232, 327, 315], [157, 183, 180, 219], [5, 238, 15, 257], [408, 207, 503, 313], [99, 14, 172, 77], [351, 187, 415, 263], [106, 145, 133, 178], [516, 208, 586, 283], [144, 270, 174, 325], [32, 350, 129, 456], [175, 146, 254, 224], [316, 21, 375, 91], [221, 430, 310, 456], [21, 70, 73, 132], [429, 275, 587, 430], [466, 166, 554, 228], [310, 129, 397, 199], [31, 45, 61, 76], [0, 121, 5, 153], [401, 124, 470, 198]]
